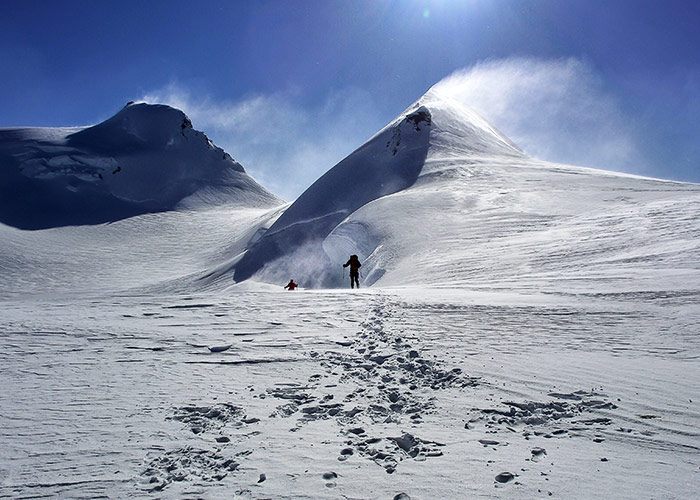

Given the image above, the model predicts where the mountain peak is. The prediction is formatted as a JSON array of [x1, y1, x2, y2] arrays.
[[0, 103, 279, 229], [398, 88, 525, 159], [232, 89, 526, 286], [67, 103, 236, 161]]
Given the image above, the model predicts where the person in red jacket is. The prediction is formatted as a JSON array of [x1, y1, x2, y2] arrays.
[[342, 255, 361, 289], [284, 279, 299, 290]]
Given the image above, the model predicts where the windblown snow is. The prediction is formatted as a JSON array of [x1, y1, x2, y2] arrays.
[[1, 89, 699, 499]]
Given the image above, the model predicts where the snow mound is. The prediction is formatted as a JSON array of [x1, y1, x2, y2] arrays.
[[0, 103, 280, 229]]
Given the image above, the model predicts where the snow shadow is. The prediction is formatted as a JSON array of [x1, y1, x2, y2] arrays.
[[0, 156, 156, 229]]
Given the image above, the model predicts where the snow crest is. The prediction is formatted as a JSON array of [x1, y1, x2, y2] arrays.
[[0, 103, 279, 229], [232, 92, 527, 287], [232, 106, 434, 287]]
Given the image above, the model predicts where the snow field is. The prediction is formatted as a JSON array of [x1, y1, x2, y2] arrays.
[[1, 286, 698, 499]]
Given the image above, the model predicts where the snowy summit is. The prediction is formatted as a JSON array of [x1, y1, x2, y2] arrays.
[[232, 90, 525, 287], [0, 102, 279, 230]]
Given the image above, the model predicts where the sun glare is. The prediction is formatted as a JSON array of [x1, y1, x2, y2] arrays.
[[415, 0, 487, 21]]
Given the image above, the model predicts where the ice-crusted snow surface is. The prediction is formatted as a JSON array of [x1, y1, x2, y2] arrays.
[[1, 90, 700, 498], [1, 286, 699, 499]]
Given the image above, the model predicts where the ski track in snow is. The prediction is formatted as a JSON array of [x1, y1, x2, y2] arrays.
[[1, 288, 699, 499]]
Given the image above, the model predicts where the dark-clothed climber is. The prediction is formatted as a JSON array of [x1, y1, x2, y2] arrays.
[[342, 255, 362, 289]]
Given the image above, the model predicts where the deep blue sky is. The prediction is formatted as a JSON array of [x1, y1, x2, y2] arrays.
[[1, 0, 698, 197]]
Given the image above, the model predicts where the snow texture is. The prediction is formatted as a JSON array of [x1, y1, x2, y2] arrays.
[[1, 89, 700, 499]]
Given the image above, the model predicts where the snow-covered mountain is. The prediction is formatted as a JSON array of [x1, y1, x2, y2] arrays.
[[0, 102, 280, 230], [232, 89, 700, 295], [2, 92, 700, 499], [231, 90, 526, 286], [2, 92, 699, 298]]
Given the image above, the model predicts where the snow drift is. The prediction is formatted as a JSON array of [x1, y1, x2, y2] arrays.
[[0, 102, 279, 229]]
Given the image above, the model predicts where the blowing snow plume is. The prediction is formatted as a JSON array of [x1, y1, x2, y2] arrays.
[[432, 57, 647, 175], [232, 107, 433, 288], [141, 84, 385, 201], [232, 89, 529, 288], [0, 103, 280, 229]]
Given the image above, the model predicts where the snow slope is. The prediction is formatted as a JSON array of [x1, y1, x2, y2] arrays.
[[0, 203, 286, 299], [2, 286, 699, 499], [231, 89, 700, 299], [0, 102, 280, 229]]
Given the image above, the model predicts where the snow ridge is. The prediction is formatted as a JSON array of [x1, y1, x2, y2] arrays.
[[0, 102, 279, 229], [232, 105, 435, 286], [232, 91, 530, 287]]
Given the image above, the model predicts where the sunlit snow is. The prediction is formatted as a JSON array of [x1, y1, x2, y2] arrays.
[[1, 90, 699, 499]]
